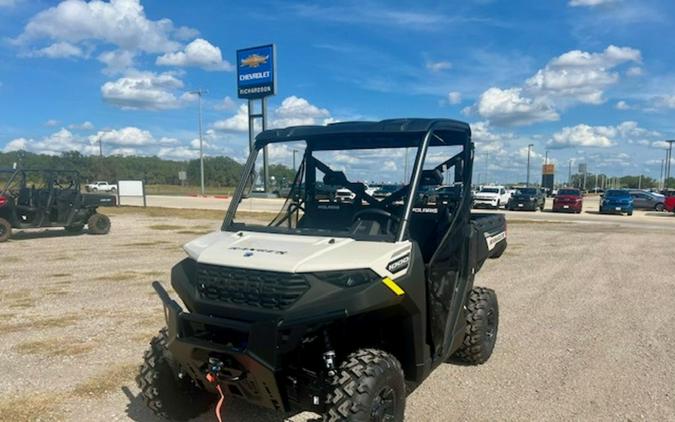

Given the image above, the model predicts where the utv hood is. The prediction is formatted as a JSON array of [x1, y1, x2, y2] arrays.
[[183, 230, 411, 275]]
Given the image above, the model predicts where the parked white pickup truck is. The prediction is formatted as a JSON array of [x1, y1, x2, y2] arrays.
[[473, 185, 510, 209], [85, 181, 117, 192]]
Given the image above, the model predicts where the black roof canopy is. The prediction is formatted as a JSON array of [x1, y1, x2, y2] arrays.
[[255, 118, 472, 150]]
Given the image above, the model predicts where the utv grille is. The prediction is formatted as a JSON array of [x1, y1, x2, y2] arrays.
[[195, 264, 310, 310]]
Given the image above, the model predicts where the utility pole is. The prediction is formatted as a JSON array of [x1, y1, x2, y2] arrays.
[[545, 150, 549, 165], [638, 173, 642, 189], [583, 165, 587, 192], [526, 144, 533, 186], [666, 140, 674, 189], [660, 159, 665, 191], [190, 89, 207, 195], [568, 159, 572, 186]]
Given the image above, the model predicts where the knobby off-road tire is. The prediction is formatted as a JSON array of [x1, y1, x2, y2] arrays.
[[137, 328, 213, 421], [325, 349, 405, 422], [87, 213, 110, 235], [0, 217, 11, 242], [449, 287, 499, 365]]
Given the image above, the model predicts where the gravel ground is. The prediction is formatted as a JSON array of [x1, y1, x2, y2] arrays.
[[0, 208, 674, 421]]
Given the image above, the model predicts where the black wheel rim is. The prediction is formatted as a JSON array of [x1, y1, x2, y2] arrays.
[[370, 386, 396, 422], [96, 218, 108, 230], [486, 308, 497, 339]]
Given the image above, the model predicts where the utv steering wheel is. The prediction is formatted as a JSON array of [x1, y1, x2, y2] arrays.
[[352, 208, 400, 235]]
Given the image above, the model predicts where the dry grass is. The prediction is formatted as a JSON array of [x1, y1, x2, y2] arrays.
[[122, 240, 171, 247], [4, 256, 22, 263], [0, 393, 65, 422], [94, 270, 163, 283], [72, 363, 139, 398], [107, 205, 278, 224], [0, 314, 80, 334], [107, 206, 224, 220], [148, 224, 186, 231], [2, 289, 35, 309], [15, 338, 95, 357]]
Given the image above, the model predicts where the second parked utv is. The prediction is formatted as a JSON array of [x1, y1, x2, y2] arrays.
[[138, 119, 507, 421], [0, 168, 114, 242]]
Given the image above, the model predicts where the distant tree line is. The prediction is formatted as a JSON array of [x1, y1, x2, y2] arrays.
[[0, 150, 303, 188], [568, 172, 675, 190]]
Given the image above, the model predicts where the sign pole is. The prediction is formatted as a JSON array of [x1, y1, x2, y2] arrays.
[[262, 96, 269, 192], [248, 99, 255, 153]]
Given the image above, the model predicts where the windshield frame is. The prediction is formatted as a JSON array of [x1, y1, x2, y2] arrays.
[[221, 123, 466, 242]]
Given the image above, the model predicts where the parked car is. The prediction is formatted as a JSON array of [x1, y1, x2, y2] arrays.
[[599, 189, 633, 215], [552, 188, 583, 213], [85, 181, 116, 192], [335, 187, 355, 203], [628, 190, 665, 211], [507, 187, 545, 211], [665, 196, 675, 213], [372, 184, 401, 199], [473, 185, 509, 209]]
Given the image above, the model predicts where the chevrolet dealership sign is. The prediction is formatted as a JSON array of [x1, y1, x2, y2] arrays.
[[236, 44, 276, 99]]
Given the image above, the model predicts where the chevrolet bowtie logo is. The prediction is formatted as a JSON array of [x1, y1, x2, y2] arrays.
[[240, 54, 269, 68]]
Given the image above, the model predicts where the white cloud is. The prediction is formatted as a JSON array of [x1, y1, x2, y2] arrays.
[[525, 45, 641, 105], [547, 121, 658, 149], [12, 0, 185, 54], [158, 146, 199, 160], [652, 95, 675, 109], [272, 96, 332, 127], [3, 138, 28, 152], [569, 0, 617, 6], [109, 147, 137, 156], [45, 119, 60, 127], [447, 91, 462, 105], [101, 71, 189, 110], [426, 60, 452, 72], [98, 49, 136, 75], [5, 128, 98, 155], [90, 127, 154, 146], [213, 104, 249, 132], [472, 87, 559, 126], [69, 121, 95, 130], [31, 41, 86, 58], [615, 100, 631, 110], [626, 66, 643, 77], [215, 96, 237, 111], [156, 38, 233, 71], [469, 45, 640, 126]]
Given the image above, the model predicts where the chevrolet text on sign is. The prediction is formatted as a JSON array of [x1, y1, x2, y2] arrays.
[[236, 44, 276, 99]]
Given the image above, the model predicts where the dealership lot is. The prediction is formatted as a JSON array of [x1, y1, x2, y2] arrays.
[[0, 206, 674, 421]]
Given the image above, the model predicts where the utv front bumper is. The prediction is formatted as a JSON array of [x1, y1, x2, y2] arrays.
[[153, 281, 295, 411]]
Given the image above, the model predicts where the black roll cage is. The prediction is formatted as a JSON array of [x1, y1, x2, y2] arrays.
[[222, 118, 474, 244], [1, 168, 82, 196]]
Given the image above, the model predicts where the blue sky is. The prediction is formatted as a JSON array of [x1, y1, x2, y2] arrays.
[[1, 0, 674, 184]]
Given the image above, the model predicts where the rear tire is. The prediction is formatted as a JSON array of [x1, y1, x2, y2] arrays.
[[627, 211, 633, 216], [0, 217, 11, 242], [655, 203, 664, 212], [137, 329, 213, 421], [448, 287, 499, 365], [325, 349, 405, 422], [87, 213, 110, 235]]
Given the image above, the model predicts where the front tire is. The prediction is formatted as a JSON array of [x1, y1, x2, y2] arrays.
[[87, 213, 111, 235], [325, 349, 405, 422], [655, 203, 664, 212], [137, 329, 213, 421], [448, 287, 499, 365], [0, 217, 12, 242]]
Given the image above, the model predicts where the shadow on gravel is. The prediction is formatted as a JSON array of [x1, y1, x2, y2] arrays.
[[122, 386, 303, 422], [643, 212, 675, 218], [8, 229, 87, 241]]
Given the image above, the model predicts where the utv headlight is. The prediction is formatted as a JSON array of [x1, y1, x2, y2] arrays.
[[314, 269, 380, 288]]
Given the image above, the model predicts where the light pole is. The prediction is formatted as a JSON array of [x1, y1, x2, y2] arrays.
[[526, 144, 533, 186], [485, 151, 489, 185], [190, 89, 208, 195], [666, 140, 674, 189], [568, 159, 572, 186], [660, 159, 665, 190], [292, 149, 298, 172]]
